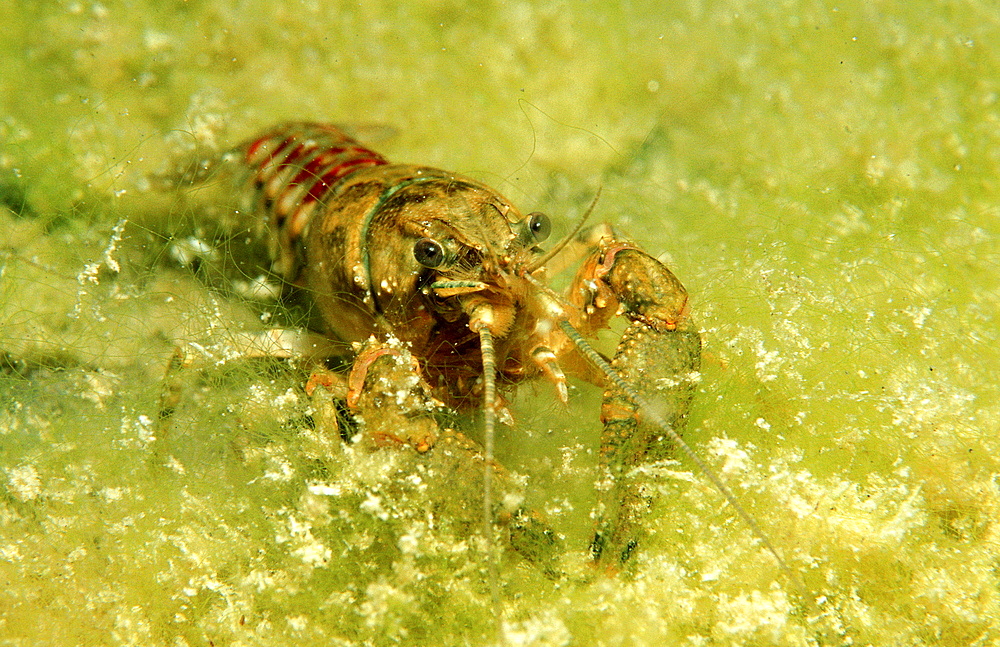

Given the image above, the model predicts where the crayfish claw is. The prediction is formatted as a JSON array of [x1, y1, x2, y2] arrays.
[[345, 337, 443, 453], [593, 319, 702, 565]]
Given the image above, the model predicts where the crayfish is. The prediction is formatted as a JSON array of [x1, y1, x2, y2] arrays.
[[158, 122, 786, 577]]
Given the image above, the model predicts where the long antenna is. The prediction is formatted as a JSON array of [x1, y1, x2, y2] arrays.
[[558, 320, 797, 584], [478, 325, 504, 634]]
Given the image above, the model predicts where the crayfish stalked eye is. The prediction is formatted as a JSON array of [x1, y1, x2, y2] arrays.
[[413, 238, 447, 268], [527, 212, 551, 242], [514, 212, 552, 248]]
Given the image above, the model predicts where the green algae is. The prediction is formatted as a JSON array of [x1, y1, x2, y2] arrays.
[[2, 1, 1000, 645]]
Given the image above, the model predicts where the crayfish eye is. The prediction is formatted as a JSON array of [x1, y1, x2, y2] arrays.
[[526, 212, 551, 242], [413, 238, 446, 268]]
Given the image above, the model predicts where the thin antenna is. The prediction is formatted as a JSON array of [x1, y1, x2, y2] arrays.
[[558, 320, 798, 585], [478, 325, 504, 634]]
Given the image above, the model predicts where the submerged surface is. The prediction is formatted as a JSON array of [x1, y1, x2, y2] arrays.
[[2, 1, 1000, 645]]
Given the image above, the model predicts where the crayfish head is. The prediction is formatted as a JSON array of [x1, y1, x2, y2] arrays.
[[428, 243, 545, 343], [466, 211, 556, 338]]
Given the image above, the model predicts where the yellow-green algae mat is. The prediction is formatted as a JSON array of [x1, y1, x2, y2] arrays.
[[2, 1, 999, 645]]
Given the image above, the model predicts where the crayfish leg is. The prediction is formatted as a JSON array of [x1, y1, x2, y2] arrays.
[[155, 328, 346, 439]]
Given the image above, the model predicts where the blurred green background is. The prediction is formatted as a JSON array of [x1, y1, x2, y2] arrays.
[[2, 1, 999, 645]]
